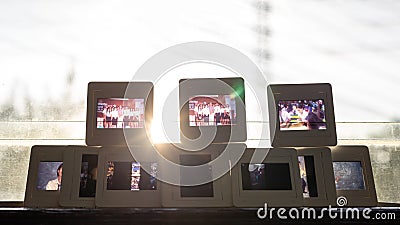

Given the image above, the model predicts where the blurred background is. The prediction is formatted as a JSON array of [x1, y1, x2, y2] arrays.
[[0, 0, 399, 203]]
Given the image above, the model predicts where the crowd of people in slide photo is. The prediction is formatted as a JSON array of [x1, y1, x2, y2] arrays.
[[96, 98, 145, 129], [189, 95, 237, 126], [278, 99, 326, 131]]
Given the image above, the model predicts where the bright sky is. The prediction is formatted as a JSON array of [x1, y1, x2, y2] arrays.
[[0, 0, 256, 113]]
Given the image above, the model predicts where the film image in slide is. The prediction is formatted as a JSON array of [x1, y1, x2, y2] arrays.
[[278, 99, 326, 131], [97, 98, 145, 129], [189, 95, 236, 127]]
